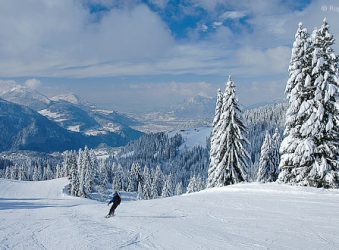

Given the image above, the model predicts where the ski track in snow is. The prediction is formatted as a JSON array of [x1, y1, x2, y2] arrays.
[[0, 178, 339, 250]]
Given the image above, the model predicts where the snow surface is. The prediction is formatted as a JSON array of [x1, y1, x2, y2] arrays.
[[169, 126, 211, 149], [84, 129, 108, 136], [50, 94, 80, 105], [93, 109, 114, 115], [103, 123, 122, 133], [67, 125, 81, 132], [38, 109, 63, 119], [1, 178, 339, 250]]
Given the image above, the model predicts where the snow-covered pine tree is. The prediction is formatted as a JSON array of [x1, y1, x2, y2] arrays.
[[142, 166, 152, 200], [256, 131, 279, 182], [152, 165, 164, 197], [271, 128, 281, 172], [207, 89, 223, 187], [196, 176, 206, 191], [42, 166, 47, 180], [302, 19, 339, 187], [127, 162, 142, 192], [187, 176, 197, 193], [175, 181, 184, 195], [137, 182, 143, 200], [18, 165, 26, 181], [82, 146, 94, 196], [161, 174, 173, 198], [69, 151, 80, 196], [112, 164, 124, 192], [63, 151, 71, 177], [89, 149, 99, 185], [56, 164, 62, 178], [150, 180, 158, 199], [279, 19, 339, 188], [279, 22, 314, 185], [45, 164, 54, 180], [5, 166, 11, 179], [10, 165, 18, 180], [99, 160, 108, 189], [32, 164, 39, 181], [208, 76, 250, 187], [77, 148, 85, 197]]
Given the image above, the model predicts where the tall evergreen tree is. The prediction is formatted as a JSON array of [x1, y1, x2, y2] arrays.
[[150, 180, 159, 199], [18, 165, 26, 181], [99, 160, 108, 189], [5, 166, 11, 179], [44, 164, 54, 180], [56, 164, 62, 178], [137, 182, 144, 200], [10, 165, 18, 180], [83, 147, 94, 196], [32, 164, 40, 181], [142, 166, 152, 200], [152, 165, 164, 197], [127, 162, 142, 192], [208, 76, 250, 187], [272, 128, 281, 170], [207, 89, 223, 186], [112, 164, 125, 192], [63, 151, 72, 177], [175, 181, 184, 195], [302, 19, 339, 187], [187, 176, 197, 193], [69, 151, 80, 196], [257, 132, 279, 182], [77, 148, 85, 197], [279, 22, 314, 185], [279, 20, 339, 188], [161, 174, 173, 198]]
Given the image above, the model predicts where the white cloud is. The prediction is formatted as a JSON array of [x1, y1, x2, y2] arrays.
[[236, 46, 291, 75], [220, 11, 247, 20], [25, 78, 42, 89], [0, 0, 173, 77], [0, 0, 338, 87], [237, 79, 286, 106], [129, 81, 215, 96], [213, 22, 223, 28], [198, 23, 209, 32]]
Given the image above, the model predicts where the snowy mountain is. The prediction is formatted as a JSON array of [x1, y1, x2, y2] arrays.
[[0, 80, 51, 110], [38, 101, 142, 140], [1, 178, 338, 249], [0, 81, 143, 149], [0, 98, 84, 152], [50, 93, 81, 105], [0, 98, 141, 152], [39, 102, 100, 132], [173, 95, 215, 119]]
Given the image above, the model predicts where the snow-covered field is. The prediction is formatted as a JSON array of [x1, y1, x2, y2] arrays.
[[1, 178, 339, 250], [169, 126, 211, 149]]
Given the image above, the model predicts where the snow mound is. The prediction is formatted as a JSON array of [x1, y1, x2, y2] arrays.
[[1, 179, 339, 249]]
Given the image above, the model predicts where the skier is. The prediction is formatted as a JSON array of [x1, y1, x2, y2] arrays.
[[106, 191, 121, 218]]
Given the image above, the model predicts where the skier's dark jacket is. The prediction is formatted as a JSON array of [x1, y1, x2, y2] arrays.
[[108, 192, 121, 206]]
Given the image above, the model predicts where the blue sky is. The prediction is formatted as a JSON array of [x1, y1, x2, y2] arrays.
[[0, 0, 338, 113]]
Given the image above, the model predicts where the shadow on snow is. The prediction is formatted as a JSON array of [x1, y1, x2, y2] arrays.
[[0, 198, 78, 210]]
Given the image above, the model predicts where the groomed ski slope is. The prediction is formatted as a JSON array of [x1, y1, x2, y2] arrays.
[[1, 178, 339, 250]]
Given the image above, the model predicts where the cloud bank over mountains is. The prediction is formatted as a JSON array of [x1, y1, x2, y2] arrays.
[[0, 0, 337, 112]]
